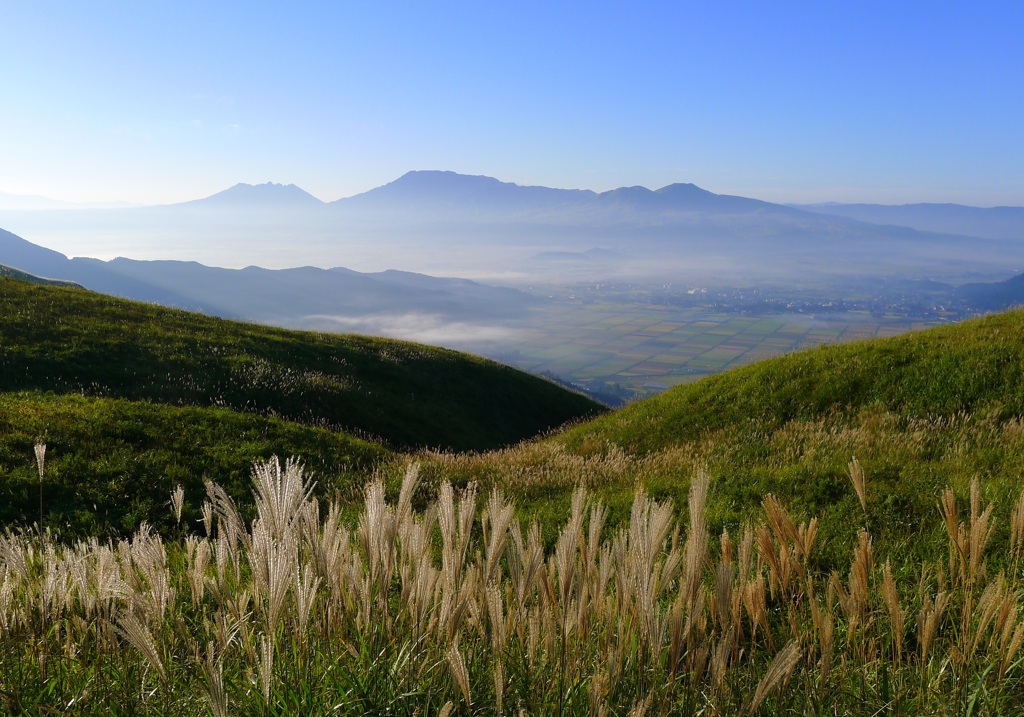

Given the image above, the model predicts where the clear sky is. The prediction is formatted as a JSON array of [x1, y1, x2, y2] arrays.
[[1, 1, 1022, 206]]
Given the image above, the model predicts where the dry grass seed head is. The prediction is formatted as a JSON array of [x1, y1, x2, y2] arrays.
[[748, 639, 802, 715], [258, 633, 274, 705], [447, 644, 471, 707], [849, 530, 873, 620], [682, 471, 710, 607], [968, 479, 995, 583], [170, 485, 185, 525], [1010, 489, 1024, 571], [202, 641, 229, 717], [881, 560, 905, 659], [848, 457, 866, 512], [114, 610, 167, 685], [1000, 620, 1024, 678], [252, 457, 316, 540], [917, 591, 948, 665]]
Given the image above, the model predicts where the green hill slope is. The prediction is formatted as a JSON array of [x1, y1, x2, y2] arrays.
[[0, 391, 387, 536], [0, 276, 604, 452], [557, 309, 1024, 453], [410, 310, 1024, 566], [0, 262, 82, 288]]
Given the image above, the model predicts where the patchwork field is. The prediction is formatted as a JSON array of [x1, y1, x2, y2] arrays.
[[497, 301, 941, 402]]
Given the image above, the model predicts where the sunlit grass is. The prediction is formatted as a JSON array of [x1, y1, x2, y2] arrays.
[[3, 457, 1024, 715]]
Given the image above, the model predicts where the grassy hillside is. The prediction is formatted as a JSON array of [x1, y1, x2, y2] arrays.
[[0, 391, 386, 537], [404, 310, 1024, 567], [4, 276, 1024, 713], [0, 276, 603, 452], [557, 309, 1024, 454], [0, 262, 82, 288]]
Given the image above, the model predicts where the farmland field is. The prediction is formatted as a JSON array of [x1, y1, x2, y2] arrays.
[[492, 300, 942, 403]]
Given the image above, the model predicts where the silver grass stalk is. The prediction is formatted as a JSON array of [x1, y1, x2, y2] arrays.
[[258, 633, 274, 705], [1010, 489, 1024, 577], [969, 577, 1004, 656], [917, 591, 948, 665], [848, 456, 866, 513], [205, 480, 247, 553], [968, 478, 995, 584], [185, 536, 211, 607], [201, 500, 214, 538], [881, 560, 905, 660], [252, 457, 316, 540], [202, 641, 229, 717], [35, 441, 46, 537], [113, 611, 167, 684], [586, 501, 608, 579], [849, 530, 873, 622], [0, 572, 12, 638], [483, 489, 514, 586], [358, 478, 393, 588], [396, 461, 420, 526], [748, 639, 802, 714], [1001, 620, 1024, 679], [294, 564, 320, 636], [682, 471, 710, 610], [627, 695, 651, 717], [170, 485, 185, 525], [447, 643, 471, 707]]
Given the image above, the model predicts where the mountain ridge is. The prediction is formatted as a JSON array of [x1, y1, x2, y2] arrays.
[[5, 171, 1022, 280], [0, 227, 534, 329], [796, 201, 1024, 241]]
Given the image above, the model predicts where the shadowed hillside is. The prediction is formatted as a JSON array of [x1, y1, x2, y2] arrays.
[[0, 276, 604, 452]]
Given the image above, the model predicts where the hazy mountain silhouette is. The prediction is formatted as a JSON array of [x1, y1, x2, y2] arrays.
[[3, 172, 1021, 281], [796, 202, 1024, 242], [0, 228, 534, 329], [333, 171, 791, 220], [0, 191, 139, 211], [956, 273, 1024, 311], [177, 182, 325, 208], [0, 192, 76, 211], [334, 170, 594, 220]]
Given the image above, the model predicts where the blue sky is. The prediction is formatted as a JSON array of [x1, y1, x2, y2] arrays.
[[1, 1, 1021, 205]]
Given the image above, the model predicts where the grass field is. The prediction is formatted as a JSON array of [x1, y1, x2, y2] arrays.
[[496, 301, 941, 401], [5, 273, 1024, 713]]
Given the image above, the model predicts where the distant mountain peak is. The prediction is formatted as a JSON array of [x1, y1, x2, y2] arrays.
[[655, 182, 717, 198], [376, 170, 513, 196], [336, 170, 596, 211], [185, 182, 324, 206]]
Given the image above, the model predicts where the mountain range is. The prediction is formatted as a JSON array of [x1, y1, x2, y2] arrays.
[[796, 201, 1024, 242], [0, 227, 534, 335], [3, 171, 1021, 282]]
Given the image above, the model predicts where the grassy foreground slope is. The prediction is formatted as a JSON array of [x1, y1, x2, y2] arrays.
[[0, 391, 387, 536], [558, 308, 1024, 454], [0, 277, 603, 452], [412, 309, 1024, 566]]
